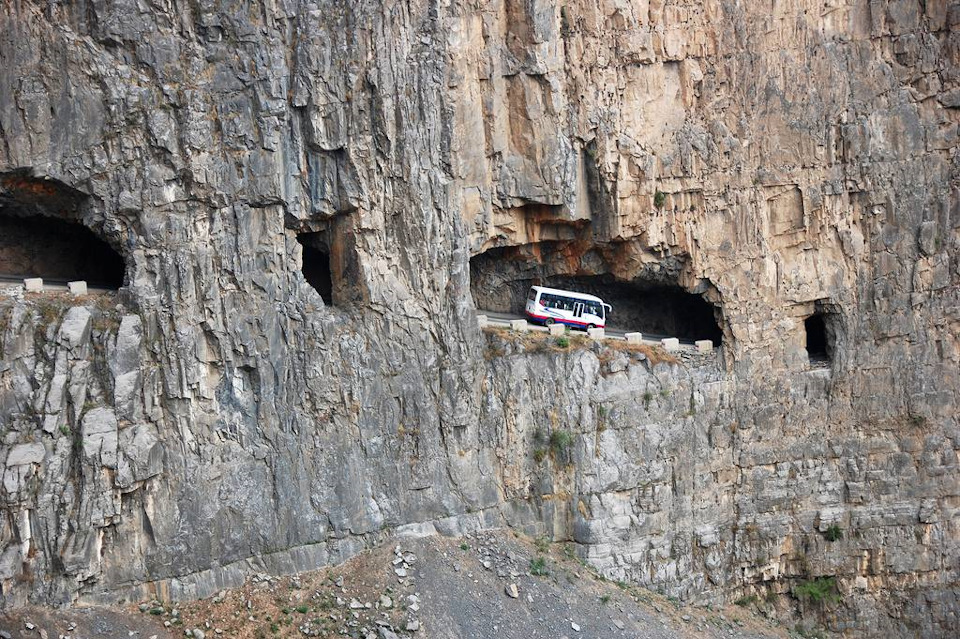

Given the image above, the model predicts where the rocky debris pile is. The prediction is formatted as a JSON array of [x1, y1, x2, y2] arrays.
[[298, 545, 423, 638], [3, 529, 784, 638], [0, 607, 168, 639], [129, 543, 426, 638]]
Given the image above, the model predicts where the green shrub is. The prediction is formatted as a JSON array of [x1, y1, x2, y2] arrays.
[[734, 595, 758, 607], [549, 430, 573, 454], [296, 605, 309, 614], [793, 577, 840, 604], [534, 537, 550, 553], [555, 336, 570, 348], [824, 525, 843, 542], [654, 190, 666, 209], [529, 557, 548, 576]]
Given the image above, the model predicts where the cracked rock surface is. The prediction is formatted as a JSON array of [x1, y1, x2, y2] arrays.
[[0, 2, 957, 637]]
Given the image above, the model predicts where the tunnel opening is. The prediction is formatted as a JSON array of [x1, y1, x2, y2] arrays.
[[0, 172, 125, 289], [469, 243, 723, 343], [296, 232, 334, 305], [543, 275, 723, 343], [804, 311, 831, 364], [298, 235, 334, 305], [293, 213, 366, 308]]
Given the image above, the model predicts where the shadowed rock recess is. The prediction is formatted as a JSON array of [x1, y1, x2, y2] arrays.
[[0, 1, 957, 636]]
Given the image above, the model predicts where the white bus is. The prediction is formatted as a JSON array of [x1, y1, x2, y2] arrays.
[[524, 285, 611, 330]]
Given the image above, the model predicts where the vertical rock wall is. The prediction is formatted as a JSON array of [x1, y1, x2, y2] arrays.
[[0, 1, 957, 636]]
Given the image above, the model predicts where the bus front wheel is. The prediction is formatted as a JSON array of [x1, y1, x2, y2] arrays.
[[544, 318, 555, 326], [587, 324, 596, 330]]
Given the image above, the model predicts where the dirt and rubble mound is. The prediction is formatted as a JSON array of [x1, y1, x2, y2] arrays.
[[1, 531, 787, 639]]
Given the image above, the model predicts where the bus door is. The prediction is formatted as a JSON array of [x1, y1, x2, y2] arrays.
[[573, 302, 584, 319]]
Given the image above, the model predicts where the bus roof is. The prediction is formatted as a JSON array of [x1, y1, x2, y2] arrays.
[[531, 285, 607, 304]]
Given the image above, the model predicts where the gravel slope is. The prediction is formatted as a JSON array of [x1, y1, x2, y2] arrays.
[[1, 530, 788, 639]]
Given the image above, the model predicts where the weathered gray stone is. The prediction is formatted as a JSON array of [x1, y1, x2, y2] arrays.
[[5, 443, 45, 467], [58, 307, 91, 350], [0, 3, 955, 637], [81, 407, 119, 469]]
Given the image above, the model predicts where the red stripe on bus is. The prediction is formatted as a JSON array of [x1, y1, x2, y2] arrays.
[[525, 311, 603, 328]]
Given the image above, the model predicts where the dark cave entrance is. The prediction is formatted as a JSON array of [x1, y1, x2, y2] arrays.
[[542, 275, 723, 343], [298, 235, 334, 305], [0, 172, 125, 289], [804, 311, 832, 364], [294, 214, 365, 308], [469, 243, 723, 343]]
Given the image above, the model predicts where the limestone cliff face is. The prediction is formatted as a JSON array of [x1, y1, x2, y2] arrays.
[[0, 1, 957, 636]]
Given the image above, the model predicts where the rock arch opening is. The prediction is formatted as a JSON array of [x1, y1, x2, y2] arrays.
[[293, 215, 365, 308], [469, 242, 723, 343], [0, 172, 125, 289], [546, 275, 723, 343]]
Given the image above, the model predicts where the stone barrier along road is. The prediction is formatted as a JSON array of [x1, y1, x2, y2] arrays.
[[509, 319, 528, 332], [477, 311, 706, 352], [0, 275, 113, 294]]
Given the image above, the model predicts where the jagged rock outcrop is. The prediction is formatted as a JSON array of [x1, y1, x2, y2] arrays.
[[0, 1, 957, 637]]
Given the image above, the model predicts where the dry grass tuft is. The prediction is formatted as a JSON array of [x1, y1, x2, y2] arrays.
[[482, 326, 678, 365], [605, 341, 678, 366]]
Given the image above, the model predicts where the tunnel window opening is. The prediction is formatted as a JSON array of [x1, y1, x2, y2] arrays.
[[804, 312, 831, 364], [546, 275, 723, 343], [296, 232, 334, 305], [469, 244, 723, 343], [0, 212, 125, 289]]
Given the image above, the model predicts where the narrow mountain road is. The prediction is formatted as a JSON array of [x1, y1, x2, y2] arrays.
[[477, 309, 701, 347]]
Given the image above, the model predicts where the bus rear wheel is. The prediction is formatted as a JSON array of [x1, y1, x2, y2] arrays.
[[587, 324, 596, 330], [544, 318, 555, 326]]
